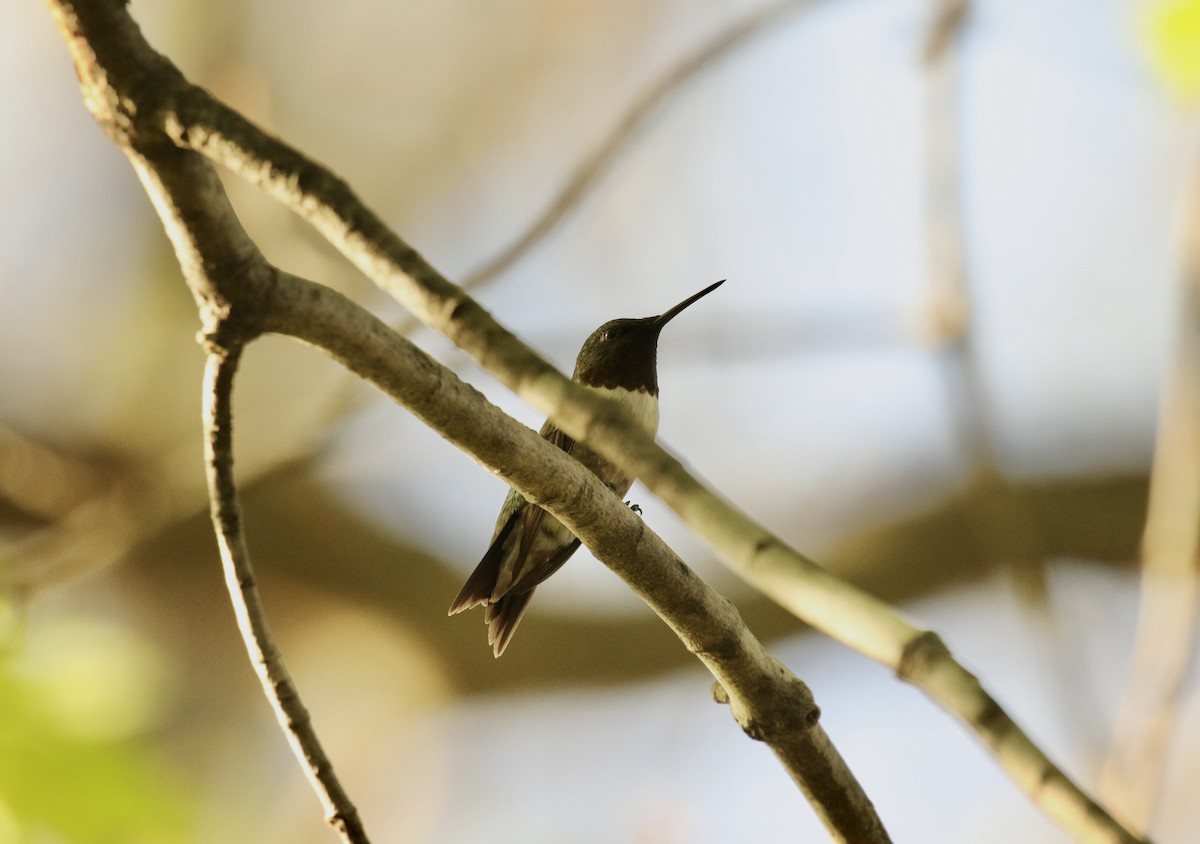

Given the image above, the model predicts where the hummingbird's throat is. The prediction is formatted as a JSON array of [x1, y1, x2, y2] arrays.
[[584, 384, 660, 436]]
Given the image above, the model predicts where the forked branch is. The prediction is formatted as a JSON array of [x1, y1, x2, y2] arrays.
[[46, 0, 891, 839], [44, 0, 1147, 841]]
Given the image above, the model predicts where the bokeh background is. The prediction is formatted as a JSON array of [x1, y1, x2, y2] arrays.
[[3, 0, 1200, 841]]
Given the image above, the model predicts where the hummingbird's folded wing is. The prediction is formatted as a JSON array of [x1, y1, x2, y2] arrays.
[[508, 423, 576, 584], [449, 422, 578, 614], [447, 507, 521, 614]]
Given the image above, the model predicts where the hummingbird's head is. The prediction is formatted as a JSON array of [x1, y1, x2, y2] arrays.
[[572, 279, 725, 393]]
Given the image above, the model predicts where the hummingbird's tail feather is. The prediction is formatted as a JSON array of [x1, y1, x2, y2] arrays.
[[486, 589, 536, 658], [448, 508, 520, 615], [484, 537, 582, 656]]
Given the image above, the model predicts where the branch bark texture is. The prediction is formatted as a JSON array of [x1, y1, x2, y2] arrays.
[[203, 343, 370, 843], [45, 0, 890, 839], [44, 0, 1147, 842]]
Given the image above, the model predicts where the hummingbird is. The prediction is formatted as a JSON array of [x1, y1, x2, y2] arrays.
[[449, 279, 725, 656]]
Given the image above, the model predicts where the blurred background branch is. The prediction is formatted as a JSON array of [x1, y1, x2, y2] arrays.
[[918, 0, 1106, 767], [458, 0, 822, 292], [1102, 118, 1200, 833]]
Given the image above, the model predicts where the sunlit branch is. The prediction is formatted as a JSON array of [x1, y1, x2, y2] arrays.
[[202, 343, 371, 844], [45, 1, 891, 838], [265, 272, 891, 841], [44, 0, 1148, 840], [169, 31, 1143, 844]]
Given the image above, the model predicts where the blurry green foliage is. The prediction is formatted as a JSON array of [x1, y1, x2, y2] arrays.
[[1142, 0, 1200, 100], [0, 613, 196, 844]]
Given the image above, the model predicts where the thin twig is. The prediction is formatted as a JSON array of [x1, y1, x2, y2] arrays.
[[46, 3, 373, 837], [459, 0, 819, 290], [1101, 122, 1200, 831], [920, 0, 1095, 748], [201, 340, 370, 844], [920, 0, 1050, 581]]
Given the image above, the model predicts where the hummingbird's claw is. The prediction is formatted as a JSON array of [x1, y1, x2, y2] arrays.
[[624, 500, 643, 516]]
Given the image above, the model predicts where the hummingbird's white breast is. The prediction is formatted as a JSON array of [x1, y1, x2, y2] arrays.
[[586, 385, 660, 436]]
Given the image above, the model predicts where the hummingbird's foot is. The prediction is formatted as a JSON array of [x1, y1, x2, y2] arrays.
[[624, 500, 643, 516]]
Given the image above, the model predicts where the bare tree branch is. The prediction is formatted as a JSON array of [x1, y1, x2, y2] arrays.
[[44, 5, 370, 838], [202, 341, 371, 844], [268, 272, 890, 841], [46, 1, 891, 838], [44, 0, 1148, 840], [168, 48, 1142, 844], [351, 0, 826, 439]]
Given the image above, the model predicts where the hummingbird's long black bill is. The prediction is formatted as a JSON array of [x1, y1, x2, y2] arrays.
[[653, 279, 726, 327]]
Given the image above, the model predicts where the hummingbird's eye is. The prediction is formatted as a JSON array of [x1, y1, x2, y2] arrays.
[[603, 327, 620, 341]]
